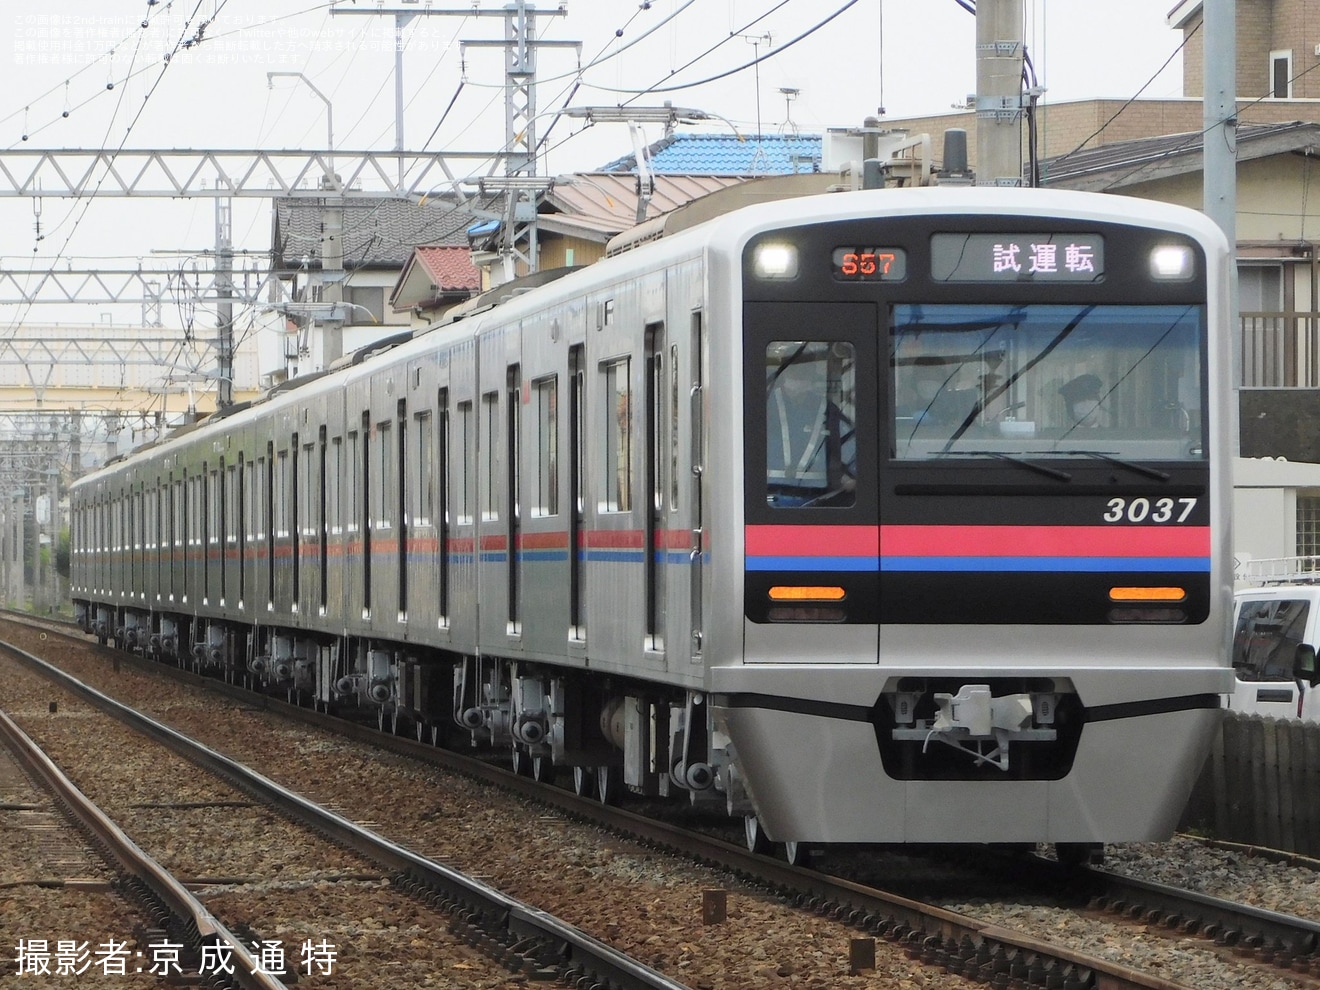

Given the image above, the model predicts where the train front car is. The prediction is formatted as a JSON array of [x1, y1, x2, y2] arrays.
[[712, 188, 1233, 853]]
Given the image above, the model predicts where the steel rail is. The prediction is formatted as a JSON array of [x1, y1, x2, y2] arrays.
[[1080, 865, 1320, 970], [16, 620, 1199, 990], [0, 708, 288, 990], [0, 637, 689, 990]]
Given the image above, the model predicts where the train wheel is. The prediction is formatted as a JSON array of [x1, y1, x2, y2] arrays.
[[511, 746, 534, 778], [744, 816, 773, 855], [532, 755, 555, 784], [596, 765, 623, 806], [783, 841, 809, 867], [572, 766, 595, 798]]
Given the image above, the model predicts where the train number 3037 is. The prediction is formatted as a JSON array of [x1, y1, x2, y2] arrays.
[[1103, 496, 1198, 524]]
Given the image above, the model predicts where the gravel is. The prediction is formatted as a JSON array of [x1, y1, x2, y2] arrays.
[[7, 621, 1320, 990]]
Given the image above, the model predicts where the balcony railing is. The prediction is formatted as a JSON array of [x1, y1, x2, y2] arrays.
[[1241, 311, 1320, 387]]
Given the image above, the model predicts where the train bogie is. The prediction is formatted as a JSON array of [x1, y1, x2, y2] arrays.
[[71, 187, 1236, 850]]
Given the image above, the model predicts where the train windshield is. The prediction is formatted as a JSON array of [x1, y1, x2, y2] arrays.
[[765, 340, 857, 508], [891, 303, 1204, 462]]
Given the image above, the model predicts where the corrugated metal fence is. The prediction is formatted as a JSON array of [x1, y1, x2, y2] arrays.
[[1182, 713, 1320, 856]]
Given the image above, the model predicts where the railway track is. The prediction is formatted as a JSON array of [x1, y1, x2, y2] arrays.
[[5, 612, 1318, 990], [1, 636, 684, 990], [0, 708, 291, 988]]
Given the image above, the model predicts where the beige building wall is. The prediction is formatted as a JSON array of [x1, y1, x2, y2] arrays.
[[1180, 0, 1320, 100], [881, 97, 1320, 174]]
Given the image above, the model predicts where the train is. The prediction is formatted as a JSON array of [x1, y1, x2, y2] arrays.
[[69, 185, 1235, 864]]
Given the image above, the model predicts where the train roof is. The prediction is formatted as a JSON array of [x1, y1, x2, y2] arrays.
[[70, 185, 1228, 490]]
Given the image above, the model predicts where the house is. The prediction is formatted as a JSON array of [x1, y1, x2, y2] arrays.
[[269, 195, 485, 377]]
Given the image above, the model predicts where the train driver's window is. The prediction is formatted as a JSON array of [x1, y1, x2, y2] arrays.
[[765, 340, 856, 508], [1232, 599, 1310, 681]]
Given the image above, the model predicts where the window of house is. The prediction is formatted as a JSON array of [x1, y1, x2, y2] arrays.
[[346, 285, 386, 324], [1297, 492, 1320, 558], [1271, 50, 1292, 99], [1238, 265, 1283, 312]]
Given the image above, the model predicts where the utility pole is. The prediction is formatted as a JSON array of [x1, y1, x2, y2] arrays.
[[268, 71, 343, 370], [1203, 0, 1240, 456], [975, 0, 1025, 186], [215, 181, 235, 409]]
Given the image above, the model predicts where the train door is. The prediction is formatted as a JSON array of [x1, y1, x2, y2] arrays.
[[742, 301, 880, 661], [448, 336, 479, 655], [643, 324, 667, 654], [403, 355, 441, 636], [568, 341, 587, 651], [322, 388, 347, 628], [476, 325, 523, 652], [517, 311, 572, 660]]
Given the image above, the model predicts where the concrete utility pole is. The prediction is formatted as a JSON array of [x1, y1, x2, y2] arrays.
[[975, 0, 1025, 186], [268, 71, 343, 369], [1202, 0, 1240, 455], [215, 182, 235, 409]]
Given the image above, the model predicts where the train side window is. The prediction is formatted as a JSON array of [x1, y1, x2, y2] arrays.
[[670, 342, 680, 511], [1233, 599, 1310, 681], [275, 449, 289, 538], [415, 410, 433, 527], [456, 400, 473, 525], [482, 391, 500, 522], [532, 375, 558, 517], [173, 479, 184, 548], [346, 431, 359, 533], [329, 437, 343, 535], [377, 419, 393, 531], [765, 340, 857, 508], [301, 439, 317, 538], [603, 357, 632, 512]]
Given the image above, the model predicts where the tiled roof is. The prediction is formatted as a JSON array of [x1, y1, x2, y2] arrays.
[[541, 173, 747, 240], [271, 196, 490, 269], [389, 244, 481, 313], [414, 246, 480, 292], [599, 132, 822, 176]]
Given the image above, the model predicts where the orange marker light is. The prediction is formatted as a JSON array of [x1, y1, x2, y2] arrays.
[[768, 586, 846, 602], [1109, 586, 1187, 603]]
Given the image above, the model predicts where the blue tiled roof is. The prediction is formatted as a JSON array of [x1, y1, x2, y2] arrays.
[[599, 133, 821, 176]]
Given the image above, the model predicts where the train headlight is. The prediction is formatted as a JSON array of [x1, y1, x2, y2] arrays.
[[1149, 244, 1194, 281], [752, 242, 799, 280]]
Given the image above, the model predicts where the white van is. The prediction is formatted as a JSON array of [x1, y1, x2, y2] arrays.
[[1232, 558, 1320, 720]]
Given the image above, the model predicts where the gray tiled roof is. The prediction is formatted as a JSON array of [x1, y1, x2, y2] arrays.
[[1040, 121, 1320, 190], [271, 196, 491, 269]]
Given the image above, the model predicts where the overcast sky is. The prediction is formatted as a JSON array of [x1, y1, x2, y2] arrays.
[[0, 0, 1190, 321]]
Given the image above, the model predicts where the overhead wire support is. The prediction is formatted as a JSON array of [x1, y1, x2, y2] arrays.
[[331, 2, 574, 280]]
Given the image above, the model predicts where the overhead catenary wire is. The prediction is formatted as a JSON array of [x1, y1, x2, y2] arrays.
[[0, 0, 237, 346], [1095, 52, 1320, 194]]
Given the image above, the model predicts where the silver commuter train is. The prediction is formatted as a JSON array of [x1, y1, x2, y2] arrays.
[[69, 186, 1234, 860]]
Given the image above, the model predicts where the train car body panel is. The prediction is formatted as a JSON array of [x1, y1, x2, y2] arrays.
[[70, 186, 1234, 851]]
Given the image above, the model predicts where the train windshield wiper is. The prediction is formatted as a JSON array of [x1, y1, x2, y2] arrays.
[[1070, 450, 1171, 482], [944, 450, 1072, 482]]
